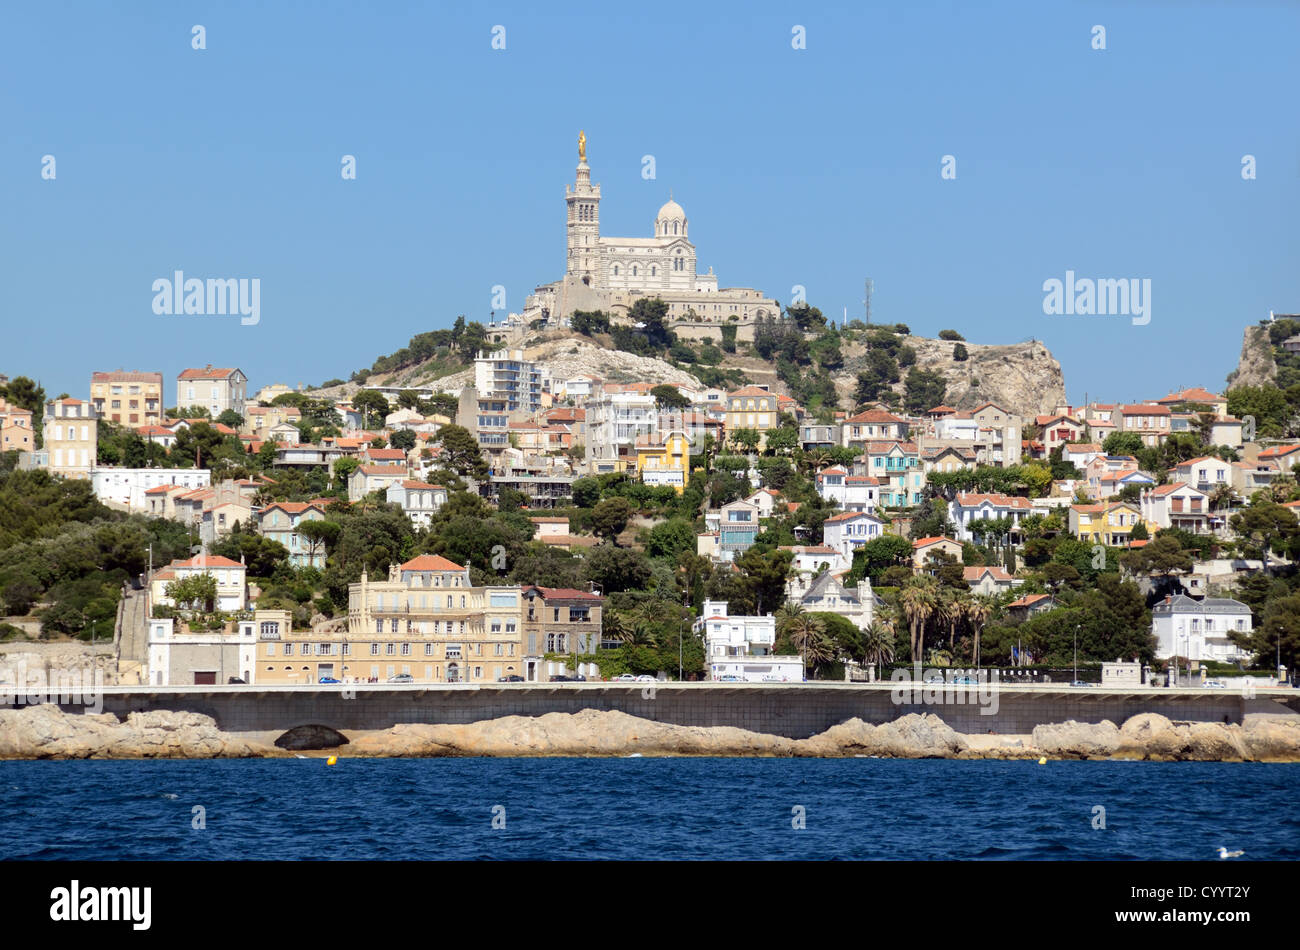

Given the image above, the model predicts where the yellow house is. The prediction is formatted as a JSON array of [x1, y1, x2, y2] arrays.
[[1068, 501, 1145, 547], [636, 430, 690, 492], [725, 386, 779, 451]]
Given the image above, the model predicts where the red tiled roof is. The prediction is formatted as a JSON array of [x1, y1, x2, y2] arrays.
[[913, 536, 958, 548], [92, 370, 163, 384], [169, 555, 244, 569], [399, 554, 465, 572], [177, 366, 242, 380]]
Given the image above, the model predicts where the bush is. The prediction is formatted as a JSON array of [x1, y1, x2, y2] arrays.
[[938, 329, 965, 341], [952, 343, 968, 361]]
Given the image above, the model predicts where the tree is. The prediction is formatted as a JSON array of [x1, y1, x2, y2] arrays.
[[216, 409, 244, 428], [436, 425, 488, 480], [351, 390, 391, 429], [785, 302, 826, 331], [592, 497, 632, 543], [1102, 431, 1144, 457], [764, 427, 797, 455], [952, 343, 968, 362], [629, 297, 673, 349], [862, 619, 896, 672], [583, 544, 652, 594], [735, 548, 793, 615], [389, 429, 417, 451], [571, 310, 612, 335], [900, 575, 940, 662], [165, 573, 219, 612], [650, 384, 690, 410], [297, 520, 341, 564], [776, 604, 830, 677], [903, 369, 947, 413], [938, 330, 964, 341], [647, 518, 696, 560], [730, 428, 760, 455], [172, 422, 228, 469], [571, 477, 601, 509]]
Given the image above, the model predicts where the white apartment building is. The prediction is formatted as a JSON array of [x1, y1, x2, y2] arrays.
[[91, 467, 212, 510], [585, 389, 657, 474], [1151, 594, 1252, 664], [821, 510, 885, 561], [386, 479, 449, 528], [474, 349, 549, 413], [695, 600, 804, 683], [815, 467, 880, 511]]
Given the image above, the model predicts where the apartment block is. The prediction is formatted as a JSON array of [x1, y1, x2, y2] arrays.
[[91, 370, 164, 427], [43, 398, 97, 478]]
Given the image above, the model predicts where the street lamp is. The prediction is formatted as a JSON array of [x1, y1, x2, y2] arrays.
[[1073, 624, 1079, 684]]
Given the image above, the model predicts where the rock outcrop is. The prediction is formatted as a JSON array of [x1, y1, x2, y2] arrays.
[[3, 705, 1299, 761], [1226, 324, 1276, 390], [1031, 720, 1122, 758], [0, 705, 274, 759]]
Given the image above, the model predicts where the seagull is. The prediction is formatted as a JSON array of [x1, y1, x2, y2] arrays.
[[1217, 847, 1244, 859]]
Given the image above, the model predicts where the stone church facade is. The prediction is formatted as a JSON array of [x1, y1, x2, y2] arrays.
[[525, 133, 778, 329]]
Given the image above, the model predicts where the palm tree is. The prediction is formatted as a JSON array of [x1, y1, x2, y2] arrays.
[[899, 576, 939, 663], [1208, 483, 1237, 513], [777, 603, 829, 677], [862, 619, 896, 675], [804, 448, 831, 475], [965, 595, 993, 667], [603, 610, 632, 646]]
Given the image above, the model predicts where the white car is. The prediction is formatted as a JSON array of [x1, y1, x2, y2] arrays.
[[613, 673, 636, 682], [635, 675, 655, 683]]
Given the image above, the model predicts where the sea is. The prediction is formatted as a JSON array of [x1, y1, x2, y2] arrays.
[[2, 758, 1296, 861]]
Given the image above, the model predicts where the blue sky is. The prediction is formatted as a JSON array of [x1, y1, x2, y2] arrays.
[[3, 1, 1297, 406]]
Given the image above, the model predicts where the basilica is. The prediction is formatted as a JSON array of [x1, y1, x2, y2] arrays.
[[525, 133, 778, 327]]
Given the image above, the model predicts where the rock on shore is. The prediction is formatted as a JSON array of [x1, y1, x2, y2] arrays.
[[0, 705, 275, 759], [1, 705, 1299, 761]]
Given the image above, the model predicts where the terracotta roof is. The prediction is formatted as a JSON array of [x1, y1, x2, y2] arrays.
[[1259, 444, 1300, 458], [177, 366, 242, 380], [92, 370, 163, 384], [355, 465, 408, 476], [169, 555, 244, 569], [824, 510, 881, 523], [1120, 404, 1171, 415], [1008, 593, 1053, 608], [727, 386, 776, 398], [954, 492, 1031, 509], [399, 480, 443, 490], [964, 566, 1014, 581], [523, 586, 602, 601], [845, 409, 904, 425], [913, 536, 958, 548], [399, 554, 465, 572]]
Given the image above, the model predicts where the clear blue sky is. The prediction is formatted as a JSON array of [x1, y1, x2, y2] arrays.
[[3, 1, 1297, 406]]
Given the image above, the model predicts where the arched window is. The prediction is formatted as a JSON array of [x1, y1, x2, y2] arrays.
[[632, 266, 638, 276], [612, 265, 619, 276], [672, 222, 678, 235], [650, 266, 656, 276]]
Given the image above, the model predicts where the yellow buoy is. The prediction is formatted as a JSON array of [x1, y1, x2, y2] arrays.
[[1037, 756, 1047, 765], [326, 755, 338, 766]]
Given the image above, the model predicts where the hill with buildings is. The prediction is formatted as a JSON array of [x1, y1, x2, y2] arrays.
[[320, 314, 1066, 419]]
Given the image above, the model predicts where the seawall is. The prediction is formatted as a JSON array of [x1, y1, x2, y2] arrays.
[[29, 682, 1299, 747]]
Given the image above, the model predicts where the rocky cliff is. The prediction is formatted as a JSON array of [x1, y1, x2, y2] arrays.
[[837, 335, 1067, 418], [4, 705, 1299, 762], [1226, 324, 1277, 389]]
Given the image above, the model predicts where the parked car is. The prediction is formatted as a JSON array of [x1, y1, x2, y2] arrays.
[[497, 675, 525, 682], [318, 677, 340, 684], [923, 674, 945, 685], [550, 674, 586, 682], [716, 675, 743, 682], [613, 673, 637, 682], [952, 676, 978, 685], [1070, 680, 1093, 687], [635, 675, 655, 683], [1202, 680, 1227, 689], [227, 676, 246, 684], [387, 674, 415, 684]]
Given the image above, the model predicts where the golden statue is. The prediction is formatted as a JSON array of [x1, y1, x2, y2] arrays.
[[578, 129, 587, 162]]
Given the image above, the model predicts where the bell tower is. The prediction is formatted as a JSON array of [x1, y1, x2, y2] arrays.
[[565, 130, 601, 286]]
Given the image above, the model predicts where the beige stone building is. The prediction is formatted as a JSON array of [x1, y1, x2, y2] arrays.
[[176, 365, 248, 418], [91, 370, 164, 427], [0, 398, 35, 454], [44, 398, 97, 478]]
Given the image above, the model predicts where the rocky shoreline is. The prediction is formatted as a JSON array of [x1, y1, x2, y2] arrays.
[[2, 704, 1299, 762]]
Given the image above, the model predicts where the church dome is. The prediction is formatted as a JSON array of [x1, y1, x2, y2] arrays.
[[655, 197, 687, 237], [656, 198, 685, 221]]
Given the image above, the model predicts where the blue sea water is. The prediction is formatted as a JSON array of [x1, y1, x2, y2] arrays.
[[0, 758, 1296, 861]]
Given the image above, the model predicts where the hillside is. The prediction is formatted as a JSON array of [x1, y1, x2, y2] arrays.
[[315, 321, 1066, 418]]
